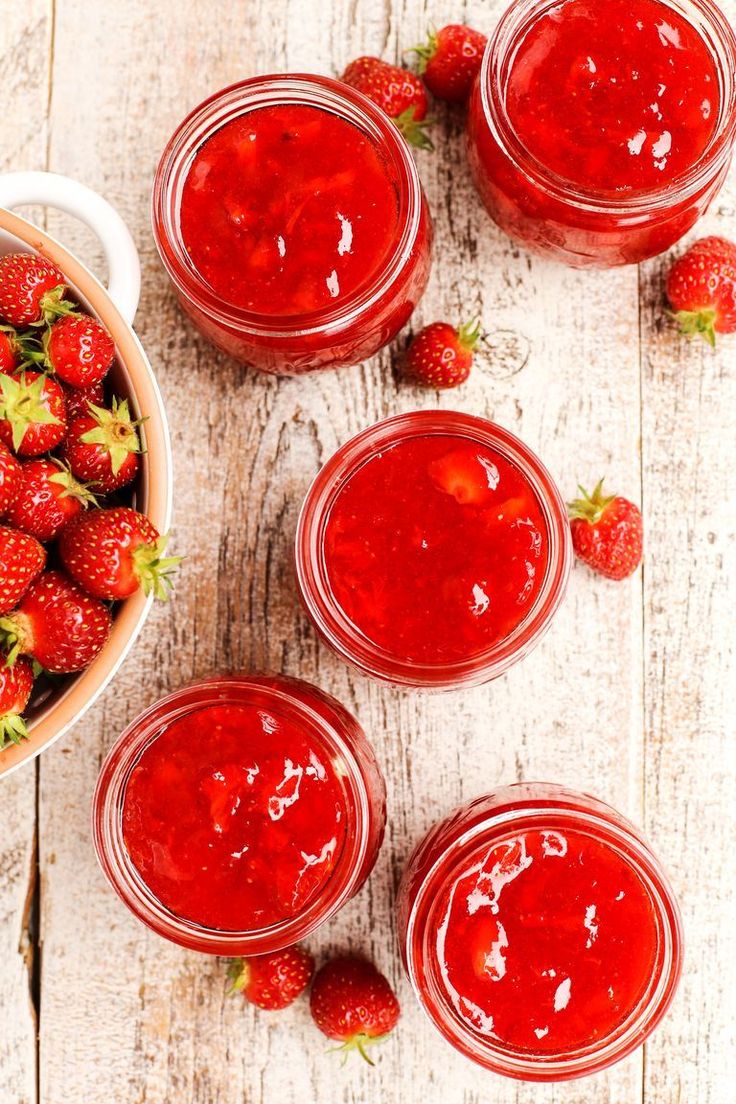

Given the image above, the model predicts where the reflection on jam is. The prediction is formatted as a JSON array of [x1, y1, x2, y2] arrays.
[[323, 435, 548, 664], [122, 704, 347, 932], [180, 104, 401, 316], [433, 829, 659, 1053], [506, 0, 719, 194]]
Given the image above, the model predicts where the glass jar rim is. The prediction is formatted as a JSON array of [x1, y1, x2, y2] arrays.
[[403, 787, 684, 1080], [151, 73, 425, 337], [295, 410, 572, 689], [92, 674, 376, 954], [479, 0, 736, 213]]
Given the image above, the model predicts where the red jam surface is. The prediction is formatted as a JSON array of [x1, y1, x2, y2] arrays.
[[122, 703, 347, 932], [432, 828, 659, 1053], [506, 0, 719, 195], [179, 104, 401, 316], [323, 435, 548, 664]]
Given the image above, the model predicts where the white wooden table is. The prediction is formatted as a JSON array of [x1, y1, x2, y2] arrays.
[[1, 2, 735, 1102]]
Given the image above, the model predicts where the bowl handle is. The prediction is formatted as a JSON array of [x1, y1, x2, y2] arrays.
[[0, 171, 141, 325]]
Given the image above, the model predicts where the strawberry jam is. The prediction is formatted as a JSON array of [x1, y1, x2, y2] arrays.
[[180, 104, 401, 317], [153, 76, 432, 373], [398, 785, 683, 1080], [94, 676, 387, 953], [467, 0, 736, 265], [296, 412, 571, 688]]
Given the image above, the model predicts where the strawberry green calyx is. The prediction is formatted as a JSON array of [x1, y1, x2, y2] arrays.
[[80, 398, 144, 476], [394, 107, 435, 151], [0, 709, 28, 750], [329, 1033, 389, 1067], [132, 533, 181, 602], [670, 307, 718, 348], [567, 479, 616, 524], [409, 26, 439, 73], [48, 458, 98, 508], [457, 318, 482, 352], [0, 372, 61, 452], [31, 285, 77, 328], [0, 617, 26, 668], [226, 958, 248, 995]]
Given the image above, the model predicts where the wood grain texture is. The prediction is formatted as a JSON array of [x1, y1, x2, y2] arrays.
[[0, 0, 734, 1101]]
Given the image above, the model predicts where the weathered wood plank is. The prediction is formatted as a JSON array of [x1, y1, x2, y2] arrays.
[[0, 6, 54, 1104]]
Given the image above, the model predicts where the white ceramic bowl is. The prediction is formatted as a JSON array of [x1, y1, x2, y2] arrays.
[[0, 171, 173, 777]]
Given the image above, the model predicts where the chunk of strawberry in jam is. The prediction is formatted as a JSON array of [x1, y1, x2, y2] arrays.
[[428, 446, 501, 506]]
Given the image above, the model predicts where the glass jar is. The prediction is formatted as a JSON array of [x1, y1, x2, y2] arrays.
[[152, 75, 432, 374], [467, 0, 736, 267], [397, 783, 683, 1081], [92, 674, 386, 954], [295, 410, 571, 690]]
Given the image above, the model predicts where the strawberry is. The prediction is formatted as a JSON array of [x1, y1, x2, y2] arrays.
[[60, 399, 142, 493], [666, 236, 736, 346], [406, 319, 481, 388], [59, 507, 179, 601], [0, 325, 44, 376], [0, 658, 34, 750], [0, 525, 46, 615], [5, 458, 96, 542], [227, 946, 315, 1011], [0, 443, 21, 516], [0, 253, 74, 328], [342, 57, 433, 150], [44, 313, 115, 388], [0, 570, 111, 673], [309, 956, 400, 1064], [0, 371, 67, 456], [568, 480, 643, 580], [428, 444, 500, 506], [63, 381, 105, 422], [411, 24, 488, 103]]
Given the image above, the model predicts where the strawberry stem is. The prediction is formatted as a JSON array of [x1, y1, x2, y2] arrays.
[[394, 108, 435, 152], [32, 286, 77, 328], [567, 479, 615, 524], [669, 307, 717, 348], [132, 534, 181, 602], [225, 958, 249, 996], [457, 318, 482, 352], [0, 711, 28, 750], [407, 26, 439, 73], [80, 398, 144, 477]]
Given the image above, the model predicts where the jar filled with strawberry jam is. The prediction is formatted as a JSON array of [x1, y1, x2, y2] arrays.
[[467, 0, 736, 266], [93, 675, 386, 954], [295, 411, 571, 689], [152, 75, 432, 374], [397, 783, 683, 1080]]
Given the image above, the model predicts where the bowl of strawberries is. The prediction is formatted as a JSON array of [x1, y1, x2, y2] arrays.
[[0, 171, 173, 777]]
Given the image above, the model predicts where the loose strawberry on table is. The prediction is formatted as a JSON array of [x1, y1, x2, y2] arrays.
[[0, 569, 112, 674], [0, 253, 73, 328], [406, 319, 481, 388], [227, 946, 315, 1011], [0, 526, 46, 615], [5, 458, 95, 542], [568, 480, 643, 580], [666, 236, 736, 346], [59, 507, 179, 601], [309, 956, 400, 1064], [0, 658, 34, 750], [411, 24, 488, 103], [44, 313, 115, 388], [0, 443, 21, 516], [341, 56, 433, 150], [61, 399, 142, 493], [0, 371, 67, 455]]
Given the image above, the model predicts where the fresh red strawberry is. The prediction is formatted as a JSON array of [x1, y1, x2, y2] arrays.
[[406, 319, 481, 388], [59, 507, 179, 601], [0, 371, 67, 456], [342, 57, 433, 150], [0, 658, 34, 750], [5, 458, 96, 542], [0, 570, 111, 673], [60, 399, 142, 493], [309, 956, 400, 1063], [227, 946, 315, 1011], [0, 253, 74, 328], [0, 525, 46, 615], [44, 313, 115, 388], [411, 24, 488, 103], [0, 325, 44, 376], [568, 480, 643, 580], [0, 443, 21, 516], [666, 236, 736, 346], [63, 381, 105, 422]]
